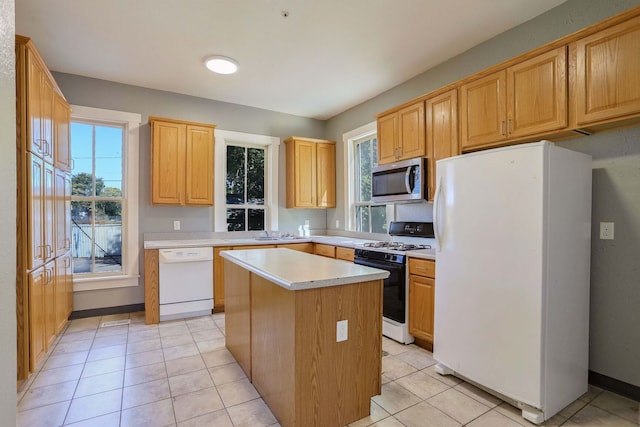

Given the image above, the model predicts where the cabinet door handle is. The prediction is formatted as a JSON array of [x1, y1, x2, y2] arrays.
[[500, 121, 505, 136], [178, 192, 182, 203], [507, 119, 512, 135], [186, 192, 190, 202]]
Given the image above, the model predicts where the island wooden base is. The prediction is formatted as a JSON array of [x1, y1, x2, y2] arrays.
[[224, 260, 383, 427]]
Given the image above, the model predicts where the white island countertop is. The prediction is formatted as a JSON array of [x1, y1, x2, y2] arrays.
[[220, 248, 390, 290]]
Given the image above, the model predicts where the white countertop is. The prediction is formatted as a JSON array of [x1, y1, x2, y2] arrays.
[[220, 248, 390, 290], [405, 248, 436, 260], [143, 235, 376, 249]]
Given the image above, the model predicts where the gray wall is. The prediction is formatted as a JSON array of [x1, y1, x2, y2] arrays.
[[325, 0, 640, 388], [0, 0, 17, 424], [52, 73, 328, 310]]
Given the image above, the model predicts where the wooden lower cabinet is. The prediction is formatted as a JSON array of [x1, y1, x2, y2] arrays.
[[277, 242, 314, 253], [29, 260, 57, 371], [408, 258, 436, 347], [314, 243, 336, 258], [214, 246, 231, 311], [335, 246, 355, 262], [55, 253, 73, 334]]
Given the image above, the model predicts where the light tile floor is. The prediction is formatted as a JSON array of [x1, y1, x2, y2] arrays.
[[17, 312, 640, 427]]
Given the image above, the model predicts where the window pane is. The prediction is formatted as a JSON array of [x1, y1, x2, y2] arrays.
[[71, 123, 94, 195], [357, 139, 373, 202], [95, 126, 123, 196], [371, 137, 379, 168], [356, 205, 370, 233], [226, 146, 246, 204], [248, 209, 265, 231], [371, 205, 387, 234], [94, 220, 122, 274], [247, 148, 265, 204], [71, 201, 93, 274], [227, 208, 245, 231]]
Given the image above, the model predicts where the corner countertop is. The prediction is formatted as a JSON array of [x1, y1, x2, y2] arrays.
[[220, 248, 390, 290], [143, 235, 377, 249]]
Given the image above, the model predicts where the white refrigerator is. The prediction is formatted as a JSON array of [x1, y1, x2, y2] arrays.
[[432, 141, 592, 424]]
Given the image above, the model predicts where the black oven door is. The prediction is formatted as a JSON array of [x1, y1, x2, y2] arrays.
[[354, 258, 406, 324]]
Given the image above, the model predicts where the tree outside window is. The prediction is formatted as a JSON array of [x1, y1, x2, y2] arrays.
[[226, 144, 266, 231], [354, 136, 387, 233]]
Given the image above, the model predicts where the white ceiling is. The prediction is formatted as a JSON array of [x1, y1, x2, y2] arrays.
[[16, 0, 568, 120]]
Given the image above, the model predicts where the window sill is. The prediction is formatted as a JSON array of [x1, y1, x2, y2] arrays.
[[73, 274, 140, 292]]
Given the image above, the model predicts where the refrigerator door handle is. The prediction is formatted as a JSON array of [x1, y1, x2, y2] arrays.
[[433, 175, 443, 252]]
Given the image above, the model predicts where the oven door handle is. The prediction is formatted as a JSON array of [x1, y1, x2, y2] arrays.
[[354, 258, 404, 272]]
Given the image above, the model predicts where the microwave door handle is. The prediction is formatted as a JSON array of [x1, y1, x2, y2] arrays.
[[433, 175, 443, 252], [405, 166, 413, 193]]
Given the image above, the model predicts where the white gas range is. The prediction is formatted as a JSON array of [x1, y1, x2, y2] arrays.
[[354, 222, 434, 344]]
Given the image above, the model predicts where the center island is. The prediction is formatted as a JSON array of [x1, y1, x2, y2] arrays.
[[220, 248, 390, 427]]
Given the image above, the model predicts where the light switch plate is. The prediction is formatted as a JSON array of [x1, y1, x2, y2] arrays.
[[600, 222, 614, 240], [173, 220, 181, 231], [336, 320, 348, 342]]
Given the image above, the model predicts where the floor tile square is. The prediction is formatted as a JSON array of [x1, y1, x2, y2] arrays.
[[31, 363, 83, 388], [16, 401, 70, 427], [169, 369, 214, 396], [81, 356, 125, 378], [348, 400, 390, 427], [201, 348, 236, 368], [381, 355, 417, 380], [94, 324, 129, 338], [159, 324, 191, 338], [566, 404, 637, 427], [17, 379, 76, 411], [74, 370, 124, 397], [58, 330, 96, 344], [124, 361, 167, 387], [63, 410, 121, 427], [125, 348, 165, 369], [217, 378, 260, 407], [395, 370, 450, 399], [127, 337, 162, 355], [209, 362, 247, 385], [161, 333, 195, 349], [128, 328, 160, 343], [163, 342, 200, 361], [395, 347, 436, 370], [91, 333, 127, 349], [422, 365, 463, 387], [196, 337, 226, 353], [64, 388, 122, 424], [226, 398, 277, 427], [372, 382, 422, 414], [41, 350, 88, 371], [120, 398, 175, 427], [177, 408, 233, 427], [122, 378, 171, 409], [172, 386, 225, 422], [52, 338, 93, 354], [395, 400, 462, 427], [466, 409, 523, 427], [591, 390, 640, 423], [191, 327, 224, 342], [86, 344, 127, 362], [427, 387, 490, 424], [369, 417, 406, 427], [165, 354, 206, 377]]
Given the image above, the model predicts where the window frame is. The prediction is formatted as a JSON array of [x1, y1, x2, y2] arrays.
[[70, 105, 140, 291], [214, 129, 279, 232], [343, 121, 393, 233]]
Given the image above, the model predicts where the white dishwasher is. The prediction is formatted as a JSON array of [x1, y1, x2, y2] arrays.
[[159, 247, 213, 321]]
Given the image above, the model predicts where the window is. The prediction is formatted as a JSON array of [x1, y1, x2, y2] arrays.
[[70, 106, 140, 291], [71, 122, 124, 274], [344, 122, 390, 233], [225, 144, 266, 231], [214, 130, 279, 232]]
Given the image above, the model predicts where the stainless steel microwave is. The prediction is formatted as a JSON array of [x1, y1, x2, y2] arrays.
[[371, 157, 426, 203]]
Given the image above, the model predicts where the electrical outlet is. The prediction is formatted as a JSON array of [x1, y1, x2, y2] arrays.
[[173, 220, 181, 231], [336, 320, 348, 342], [305, 219, 310, 227], [335, 219, 340, 229], [600, 222, 614, 240]]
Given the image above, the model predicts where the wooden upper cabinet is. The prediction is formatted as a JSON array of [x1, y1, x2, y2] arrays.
[[28, 153, 45, 270], [377, 101, 425, 164], [377, 113, 398, 164], [284, 137, 336, 209], [150, 117, 215, 206], [316, 142, 336, 208], [461, 47, 567, 150], [53, 93, 72, 172], [460, 70, 507, 150], [574, 15, 640, 126], [185, 125, 215, 205], [426, 89, 458, 201], [508, 46, 567, 138]]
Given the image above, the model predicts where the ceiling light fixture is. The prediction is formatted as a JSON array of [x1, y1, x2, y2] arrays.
[[204, 56, 238, 74]]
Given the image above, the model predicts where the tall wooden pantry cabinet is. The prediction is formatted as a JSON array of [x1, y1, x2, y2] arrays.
[[16, 35, 73, 384]]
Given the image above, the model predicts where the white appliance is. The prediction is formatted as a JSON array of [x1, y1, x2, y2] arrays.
[[159, 246, 214, 321], [432, 141, 592, 424]]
